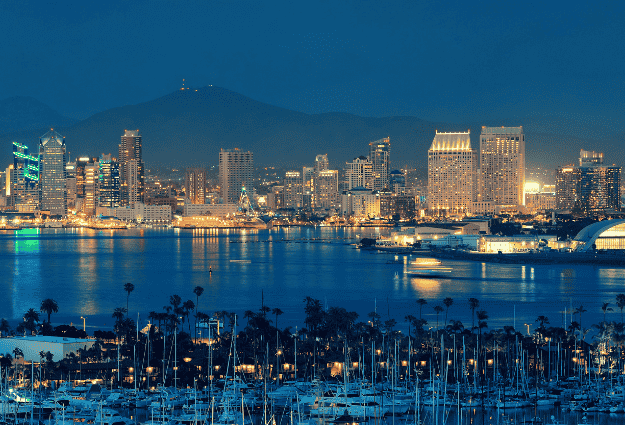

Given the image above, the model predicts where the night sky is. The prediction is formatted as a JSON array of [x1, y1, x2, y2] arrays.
[[2, 0, 624, 135]]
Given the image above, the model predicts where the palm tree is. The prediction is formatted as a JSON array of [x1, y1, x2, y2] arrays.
[[193, 286, 204, 341], [124, 283, 135, 315], [272, 308, 284, 330], [416, 299, 427, 320], [434, 305, 444, 330], [468, 298, 480, 332], [40, 298, 59, 323], [601, 302, 613, 324], [183, 300, 195, 332], [536, 315, 549, 329], [616, 294, 625, 323], [443, 297, 453, 326], [112, 307, 127, 324], [23, 308, 40, 334], [404, 314, 416, 340], [574, 305, 587, 331]]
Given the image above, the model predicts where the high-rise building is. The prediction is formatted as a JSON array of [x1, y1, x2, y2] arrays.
[[219, 148, 253, 204], [38, 130, 67, 215], [555, 150, 621, 214], [284, 171, 303, 209], [555, 165, 577, 210], [389, 170, 406, 193], [345, 156, 373, 190], [313, 169, 338, 209], [427, 131, 477, 214], [83, 161, 99, 216], [10, 141, 40, 211], [314, 154, 329, 174], [369, 137, 390, 190], [302, 166, 314, 208], [98, 154, 120, 208], [185, 168, 206, 204], [118, 130, 144, 206], [479, 126, 525, 207]]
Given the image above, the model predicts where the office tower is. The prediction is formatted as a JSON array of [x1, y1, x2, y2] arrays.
[[185, 167, 206, 204], [479, 126, 525, 206], [555, 165, 577, 210], [302, 166, 314, 208], [10, 141, 40, 211], [580, 150, 604, 167], [219, 148, 253, 204], [284, 171, 303, 209], [39, 130, 67, 215], [313, 169, 338, 209], [345, 156, 373, 190], [369, 137, 391, 190], [314, 154, 329, 174], [83, 161, 99, 215], [118, 130, 144, 206], [427, 130, 477, 214], [389, 170, 406, 193], [556, 150, 621, 214], [98, 155, 120, 208]]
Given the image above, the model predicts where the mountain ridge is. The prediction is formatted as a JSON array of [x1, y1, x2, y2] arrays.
[[0, 87, 618, 173]]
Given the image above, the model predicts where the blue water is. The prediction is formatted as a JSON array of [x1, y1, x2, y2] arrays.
[[1, 227, 624, 334]]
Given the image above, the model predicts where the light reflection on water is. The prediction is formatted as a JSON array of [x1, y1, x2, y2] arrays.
[[0, 227, 624, 334]]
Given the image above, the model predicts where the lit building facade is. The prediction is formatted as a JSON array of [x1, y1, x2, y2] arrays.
[[556, 150, 621, 214], [346, 156, 373, 190], [118, 130, 144, 206], [369, 137, 390, 190], [427, 131, 477, 215], [314, 154, 329, 174], [313, 170, 339, 209], [185, 167, 206, 204], [38, 130, 67, 215], [556, 165, 577, 210], [283, 171, 303, 209], [9, 142, 40, 211], [340, 188, 380, 217], [98, 154, 120, 208], [479, 126, 525, 207], [219, 148, 253, 204], [380, 193, 415, 220]]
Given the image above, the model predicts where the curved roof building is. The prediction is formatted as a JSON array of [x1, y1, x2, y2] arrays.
[[572, 219, 625, 251]]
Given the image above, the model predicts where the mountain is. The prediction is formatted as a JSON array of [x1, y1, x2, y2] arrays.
[[0, 87, 620, 173], [0, 96, 77, 134]]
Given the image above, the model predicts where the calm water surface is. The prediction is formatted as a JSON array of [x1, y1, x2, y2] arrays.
[[1, 227, 624, 333]]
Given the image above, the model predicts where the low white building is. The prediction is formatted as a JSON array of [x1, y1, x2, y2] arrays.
[[0, 335, 95, 363], [183, 203, 239, 217], [96, 203, 172, 222]]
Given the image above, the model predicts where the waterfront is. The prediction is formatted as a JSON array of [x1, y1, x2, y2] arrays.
[[1, 227, 625, 334]]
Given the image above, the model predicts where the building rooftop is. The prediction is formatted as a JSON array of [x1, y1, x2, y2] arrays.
[[430, 131, 472, 152], [481, 126, 523, 135]]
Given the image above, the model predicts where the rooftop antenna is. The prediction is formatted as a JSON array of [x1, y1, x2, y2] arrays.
[[181, 78, 185, 90]]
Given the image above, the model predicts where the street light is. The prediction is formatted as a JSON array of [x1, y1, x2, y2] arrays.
[[80, 316, 86, 332], [524, 323, 532, 335]]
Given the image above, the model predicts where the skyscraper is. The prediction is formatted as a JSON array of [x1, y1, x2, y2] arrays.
[[284, 171, 303, 208], [345, 156, 373, 190], [369, 137, 390, 190], [479, 126, 525, 207], [219, 148, 253, 204], [314, 154, 329, 174], [427, 131, 477, 214], [118, 130, 144, 206], [98, 154, 120, 208], [555, 150, 621, 214], [185, 167, 206, 204], [314, 169, 339, 209], [10, 141, 40, 211], [38, 130, 67, 215], [555, 165, 577, 210]]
